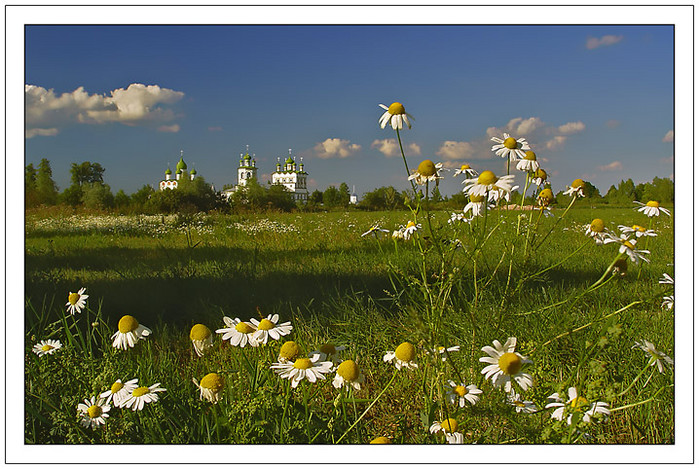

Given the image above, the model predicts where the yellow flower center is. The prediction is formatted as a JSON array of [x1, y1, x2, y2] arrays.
[[118, 315, 139, 333], [441, 418, 459, 432], [111, 381, 124, 393], [293, 358, 313, 369], [498, 352, 523, 376], [257, 318, 275, 331], [417, 160, 437, 177], [370, 436, 391, 444], [68, 292, 80, 305], [513, 400, 525, 407], [406, 221, 416, 229], [460, 164, 471, 171], [200, 373, 224, 392], [189, 324, 211, 341], [503, 137, 518, 149], [87, 405, 102, 418], [623, 241, 635, 250], [235, 321, 255, 333], [469, 194, 485, 203], [570, 396, 589, 410], [534, 168, 547, 180], [572, 178, 585, 188], [394, 342, 416, 362], [524, 150, 537, 161], [41, 344, 53, 351], [453, 385, 468, 397], [632, 225, 646, 232], [319, 343, 337, 355], [539, 188, 554, 201], [337, 360, 360, 381], [646, 200, 660, 208], [132, 386, 150, 397], [477, 170, 497, 186], [279, 341, 301, 360], [387, 102, 406, 115], [590, 218, 605, 233]]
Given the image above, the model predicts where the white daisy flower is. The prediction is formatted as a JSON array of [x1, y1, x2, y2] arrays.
[[448, 212, 468, 224], [662, 295, 674, 311], [508, 392, 538, 413], [397, 220, 421, 240], [659, 273, 674, 285], [615, 235, 650, 265], [453, 163, 478, 178], [32, 339, 62, 357], [562, 178, 586, 197], [111, 315, 151, 350], [408, 160, 443, 185], [189, 324, 214, 357], [516, 150, 540, 173], [429, 418, 464, 444], [193, 373, 225, 403], [479, 337, 533, 392], [310, 343, 347, 364], [584, 218, 612, 245], [216, 316, 260, 348], [383, 342, 418, 370], [545, 387, 610, 425], [463, 170, 515, 201], [618, 224, 658, 238], [122, 383, 166, 411], [445, 381, 482, 407], [77, 396, 110, 430], [490, 133, 530, 161], [66, 287, 88, 315], [250, 314, 293, 345], [537, 188, 555, 207], [271, 353, 333, 388], [531, 168, 548, 187], [633, 340, 673, 374], [361, 224, 390, 238], [434, 345, 460, 362], [332, 359, 365, 391], [100, 378, 138, 408], [378, 102, 413, 130], [634, 200, 671, 217]]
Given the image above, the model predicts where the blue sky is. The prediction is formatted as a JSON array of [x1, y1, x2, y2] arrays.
[[25, 25, 674, 198]]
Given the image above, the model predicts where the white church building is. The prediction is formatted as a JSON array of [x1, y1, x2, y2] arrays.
[[159, 151, 197, 190]]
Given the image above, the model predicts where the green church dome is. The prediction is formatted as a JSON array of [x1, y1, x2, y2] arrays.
[[285, 157, 294, 164], [165, 168, 172, 175], [176, 156, 187, 171], [190, 168, 197, 175]]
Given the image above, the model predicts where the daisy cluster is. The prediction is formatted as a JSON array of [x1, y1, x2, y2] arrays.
[[229, 218, 300, 235]]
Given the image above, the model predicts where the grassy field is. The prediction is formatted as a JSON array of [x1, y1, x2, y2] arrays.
[[24, 204, 674, 445]]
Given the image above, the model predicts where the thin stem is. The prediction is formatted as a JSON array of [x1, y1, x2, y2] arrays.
[[336, 370, 397, 443], [534, 194, 578, 251]]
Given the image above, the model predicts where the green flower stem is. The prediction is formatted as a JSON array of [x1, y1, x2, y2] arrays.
[[534, 194, 578, 251], [396, 129, 418, 196], [611, 384, 672, 412], [336, 370, 397, 443], [617, 360, 654, 398], [519, 237, 593, 285]]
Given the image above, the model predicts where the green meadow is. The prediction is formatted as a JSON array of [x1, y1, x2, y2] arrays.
[[25, 204, 674, 444]]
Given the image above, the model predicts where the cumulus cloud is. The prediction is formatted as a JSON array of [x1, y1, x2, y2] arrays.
[[158, 124, 180, 133], [25, 83, 184, 138], [662, 130, 674, 143], [586, 35, 623, 50], [313, 138, 361, 159], [371, 138, 421, 157], [436, 141, 483, 164], [606, 119, 621, 129], [597, 161, 623, 172], [545, 136, 568, 151], [25, 127, 58, 139], [557, 121, 585, 135]]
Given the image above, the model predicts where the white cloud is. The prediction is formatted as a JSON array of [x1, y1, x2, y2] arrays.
[[662, 130, 674, 143], [436, 140, 482, 162], [25, 127, 58, 138], [208, 126, 223, 132], [597, 161, 623, 171], [606, 119, 621, 129], [545, 136, 568, 151], [586, 35, 624, 50], [313, 138, 361, 159], [25, 83, 184, 138], [505, 117, 545, 136], [157, 124, 180, 133], [557, 121, 585, 135], [371, 138, 420, 157]]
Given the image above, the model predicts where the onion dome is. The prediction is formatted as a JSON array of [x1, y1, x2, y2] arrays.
[[176, 155, 188, 172]]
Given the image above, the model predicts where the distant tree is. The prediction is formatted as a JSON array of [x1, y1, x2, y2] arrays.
[[430, 186, 443, 202], [25, 163, 38, 207], [70, 161, 105, 186], [60, 184, 83, 207], [322, 185, 343, 208], [309, 189, 324, 205], [358, 186, 406, 211], [267, 184, 296, 211], [82, 182, 114, 210], [114, 189, 130, 209], [36, 158, 58, 205], [338, 182, 351, 207]]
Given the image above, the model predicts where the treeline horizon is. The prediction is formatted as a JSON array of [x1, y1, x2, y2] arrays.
[[26, 158, 674, 214]]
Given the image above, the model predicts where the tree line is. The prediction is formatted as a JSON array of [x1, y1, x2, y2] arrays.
[[25, 158, 673, 214]]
